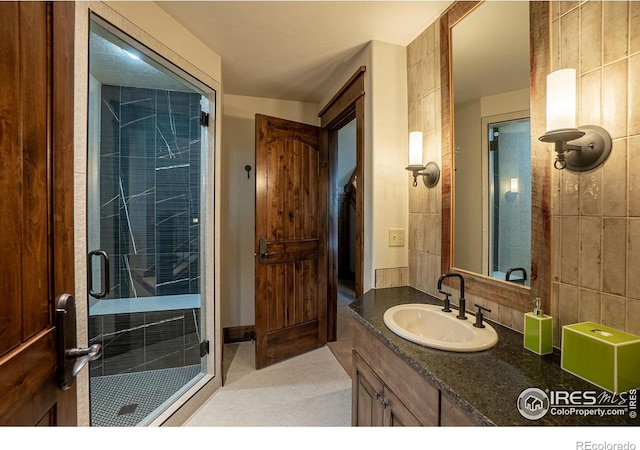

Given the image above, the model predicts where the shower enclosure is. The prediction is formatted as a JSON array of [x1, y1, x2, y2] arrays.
[[87, 18, 214, 426], [487, 117, 531, 286]]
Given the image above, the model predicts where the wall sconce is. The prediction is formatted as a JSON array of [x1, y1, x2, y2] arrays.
[[505, 177, 519, 202], [405, 131, 440, 188], [538, 68, 612, 171]]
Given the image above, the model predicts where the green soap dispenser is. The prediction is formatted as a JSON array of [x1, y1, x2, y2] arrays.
[[524, 298, 553, 355]]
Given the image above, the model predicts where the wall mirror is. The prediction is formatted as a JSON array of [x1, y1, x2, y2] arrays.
[[440, 1, 551, 313]]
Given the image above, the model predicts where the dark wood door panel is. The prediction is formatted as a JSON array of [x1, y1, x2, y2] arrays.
[[0, 1, 76, 425], [255, 114, 328, 369]]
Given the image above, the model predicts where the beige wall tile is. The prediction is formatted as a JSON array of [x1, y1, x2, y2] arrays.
[[603, 60, 628, 139], [560, 8, 579, 69], [425, 51, 437, 95], [579, 69, 601, 130], [560, 1, 579, 17], [552, 170, 562, 216], [551, 18, 561, 71], [601, 293, 627, 330], [580, 1, 602, 74], [553, 217, 562, 282], [602, 138, 627, 217], [579, 171, 601, 216], [408, 250, 418, 288], [561, 171, 581, 216], [579, 217, 601, 291], [628, 300, 640, 336], [409, 213, 424, 252], [602, 218, 627, 296], [559, 283, 579, 332], [603, 1, 628, 64], [427, 253, 440, 296], [408, 63, 419, 103], [498, 305, 514, 330], [512, 309, 524, 334], [426, 214, 440, 254], [628, 219, 640, 300], [629, 137, 640, 216], [629, 54, 640, 136], [561, 217, 580, 285], [579, 289, 601, 323], [552, 282, 561, 346], [631, 2, 640, 55]]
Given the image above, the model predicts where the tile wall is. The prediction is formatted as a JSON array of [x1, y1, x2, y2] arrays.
[[406, 1, 640, 344], [551, 1, 640, 344], [89, 308, 201, 377], [99, 85, 202, 299], [90, 85, 204, 375]]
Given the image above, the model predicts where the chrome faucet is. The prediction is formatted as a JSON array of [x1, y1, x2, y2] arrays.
[[437, 272, 467, 320]]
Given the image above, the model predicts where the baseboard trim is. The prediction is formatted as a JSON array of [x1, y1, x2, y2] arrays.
[[223, 325, 256, 343]]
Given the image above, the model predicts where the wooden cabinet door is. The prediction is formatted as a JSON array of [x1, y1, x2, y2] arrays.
[[382, 387, 422, 427], [352, 351, 384, 426], [254, 114, 328, 369], [0, 1, 76, 425]]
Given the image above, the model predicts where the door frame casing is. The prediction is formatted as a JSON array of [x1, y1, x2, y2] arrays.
[[319, 66, 366, 341]]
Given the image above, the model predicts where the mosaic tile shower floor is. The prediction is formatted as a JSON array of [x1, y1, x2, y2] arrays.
[[90, 365, 201, 427]]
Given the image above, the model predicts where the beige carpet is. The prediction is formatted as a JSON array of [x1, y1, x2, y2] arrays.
[[184, 341, 352, 426]]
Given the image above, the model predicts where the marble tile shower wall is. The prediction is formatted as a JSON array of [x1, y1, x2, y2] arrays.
[[89, 308, 201, 377], [551, 1, 640, 345], [90, 85, 203, 376], [99, 85, 202, 299]]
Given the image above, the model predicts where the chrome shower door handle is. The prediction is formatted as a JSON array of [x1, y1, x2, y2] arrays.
[[88, 249, 110, 299], [56, 294, 103, 390]]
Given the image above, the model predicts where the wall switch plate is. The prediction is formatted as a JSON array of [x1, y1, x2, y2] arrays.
[[388, 228, 405, 247]]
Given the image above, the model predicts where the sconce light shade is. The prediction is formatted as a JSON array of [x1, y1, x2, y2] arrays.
[[539, 69, 612, 171], [408, 131, 424, 169], [546, 68, 576, 131], [405, 131, 439, 188], [510, 178, 519, 194]]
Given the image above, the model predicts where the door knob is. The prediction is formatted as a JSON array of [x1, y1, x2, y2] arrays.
[[56, 294, 103, 390]]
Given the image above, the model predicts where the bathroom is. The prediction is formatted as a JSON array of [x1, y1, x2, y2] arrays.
[[1, 0, 638, 440]]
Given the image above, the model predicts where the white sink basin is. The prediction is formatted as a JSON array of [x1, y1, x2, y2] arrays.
[[383, 304, 498, 352]]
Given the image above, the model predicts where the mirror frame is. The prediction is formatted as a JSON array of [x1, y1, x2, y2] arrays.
[[440, 1, 551, 314]]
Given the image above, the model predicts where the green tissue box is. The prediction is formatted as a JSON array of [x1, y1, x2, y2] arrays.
[[561, 322, 640, 394]]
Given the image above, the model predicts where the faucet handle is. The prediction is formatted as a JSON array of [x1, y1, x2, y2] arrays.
[[438, 290, 452, 312], [473, 304, 491, 328]]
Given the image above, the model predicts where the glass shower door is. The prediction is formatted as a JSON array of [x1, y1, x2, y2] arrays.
[[488, 117, 531, 286], [87, 18, 212, 427]]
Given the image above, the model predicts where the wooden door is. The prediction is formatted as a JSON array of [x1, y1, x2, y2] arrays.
[[0, 1, 76, 425], [255, 114, 328, 369]]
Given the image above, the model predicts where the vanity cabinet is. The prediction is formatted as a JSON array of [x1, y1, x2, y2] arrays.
[[352, 352, 422, 426], [352, 320, 483, 426]]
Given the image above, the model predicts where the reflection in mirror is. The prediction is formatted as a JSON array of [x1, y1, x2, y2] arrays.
[[451, 1, 531, 286]]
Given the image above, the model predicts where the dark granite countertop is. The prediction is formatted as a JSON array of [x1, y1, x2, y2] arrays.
[[349, 286, 639, 426]]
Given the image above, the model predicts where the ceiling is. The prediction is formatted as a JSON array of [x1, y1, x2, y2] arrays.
[[154, 1, 452, 103]]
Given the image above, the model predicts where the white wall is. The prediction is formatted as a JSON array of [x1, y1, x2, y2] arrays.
[[221, 94, 320, 328], [319, 40, 409, 293]]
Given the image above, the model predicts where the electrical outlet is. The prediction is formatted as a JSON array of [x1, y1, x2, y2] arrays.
[[388, 228, 405, 247]]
